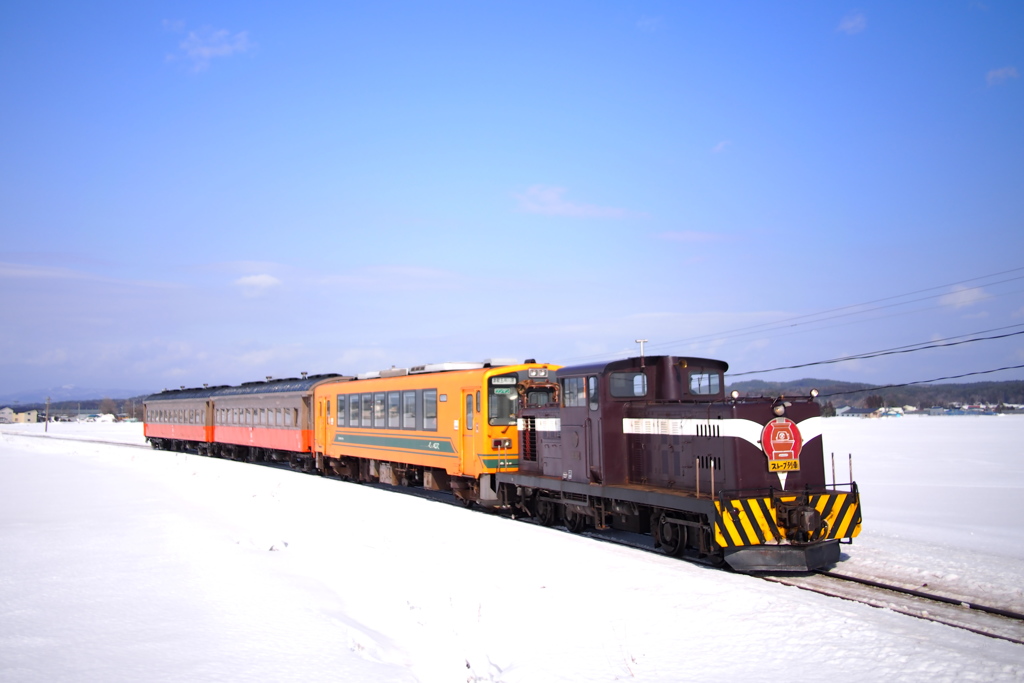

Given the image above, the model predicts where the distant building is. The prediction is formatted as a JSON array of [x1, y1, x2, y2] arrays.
[[837, 407, 876, 418], [13, 410, 38, 423], [0, 407, 13, 423]]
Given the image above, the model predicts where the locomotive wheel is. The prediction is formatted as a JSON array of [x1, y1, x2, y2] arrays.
[[536, 498, 559, 527], [563, 507, 588, 534], [657, 516, 687, 557]]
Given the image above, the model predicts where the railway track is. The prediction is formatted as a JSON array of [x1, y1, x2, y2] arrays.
[[764, 570, 1024, 646], [8, 430, 1023, 645]]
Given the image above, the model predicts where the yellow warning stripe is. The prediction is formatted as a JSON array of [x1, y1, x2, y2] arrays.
[[714, 492, 861, 548]]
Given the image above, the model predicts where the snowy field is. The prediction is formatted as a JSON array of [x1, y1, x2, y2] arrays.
[[1, 417, 1023, 682]]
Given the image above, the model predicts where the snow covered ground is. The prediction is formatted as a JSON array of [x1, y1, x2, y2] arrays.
[[1, 417, 1023, 682]]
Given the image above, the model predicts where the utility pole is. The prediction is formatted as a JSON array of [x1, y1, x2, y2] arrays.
[[45, 397, 50, 432]]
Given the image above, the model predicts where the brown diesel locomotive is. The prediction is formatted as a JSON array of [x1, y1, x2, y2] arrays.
[[497, 355, 861, 571]]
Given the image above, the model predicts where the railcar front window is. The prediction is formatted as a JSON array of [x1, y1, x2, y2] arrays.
[[689, 372, 721, 395], [488, 373, 519, 426], [609, 372, 648, 398]]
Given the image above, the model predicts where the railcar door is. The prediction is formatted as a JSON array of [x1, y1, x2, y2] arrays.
[[461, 388, 477, 473], [314, 394, 329, 457]]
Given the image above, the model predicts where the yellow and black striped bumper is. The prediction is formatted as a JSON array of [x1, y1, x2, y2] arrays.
[[714, 492, 862, 548]]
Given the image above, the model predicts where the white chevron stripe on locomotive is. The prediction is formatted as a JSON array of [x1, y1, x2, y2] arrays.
[[621, 416, 825, 452]]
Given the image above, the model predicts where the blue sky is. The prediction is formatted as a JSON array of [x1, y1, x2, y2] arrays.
[[1, 1, 1022, 399]]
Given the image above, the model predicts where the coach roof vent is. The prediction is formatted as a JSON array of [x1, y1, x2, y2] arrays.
[[409, 362, 486, 374]]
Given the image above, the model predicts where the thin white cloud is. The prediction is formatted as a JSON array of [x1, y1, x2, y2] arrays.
[[0, 262, 96, 280], [173, 26, 254, 72], [234, 274, 282, 297], [986, 66, 1019, 86], [636, 16, 664, 32], [514, 186, 637, 219], [712, 140, 732, 154], [837, 12, 867, 35], [939, 285, 989, 309], [656, 231, 729, 244]]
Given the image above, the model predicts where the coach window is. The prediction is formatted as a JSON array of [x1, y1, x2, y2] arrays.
[[402, 391, 416, 429], [609, 372, 648, 398], [336, 397, 345, 427], [465, 394, 474, 430], [388, 392, 400, 428], [284, 408, 293, 426], [423, 389, 438, 431], [588, 376, 599, 411], [373, 393, 386, 428], [349, 395, 360, 427], [476, 391, 481, 413], [361, 394, 373, 427]]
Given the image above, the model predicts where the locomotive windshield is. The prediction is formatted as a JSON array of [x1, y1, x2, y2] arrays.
[[488, 373, 519, 425]]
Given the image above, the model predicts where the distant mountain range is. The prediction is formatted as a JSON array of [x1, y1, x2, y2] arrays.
[[0, 386, 154, 407], [728, 378, 1024, 408]]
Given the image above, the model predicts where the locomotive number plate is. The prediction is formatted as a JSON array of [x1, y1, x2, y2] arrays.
[[768, 460, 800, 472]]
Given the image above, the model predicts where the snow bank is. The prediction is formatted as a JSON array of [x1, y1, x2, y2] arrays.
[[2, 418, 1023, 681]]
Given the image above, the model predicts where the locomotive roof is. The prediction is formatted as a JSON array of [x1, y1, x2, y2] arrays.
[[555, 355, 728, 376], [144, 374, 348, 402]]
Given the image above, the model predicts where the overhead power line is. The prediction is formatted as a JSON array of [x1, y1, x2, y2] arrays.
[[558, 265, 1024, 366], [820, 364, 1024, 398], [727, 324, 1024, 378]]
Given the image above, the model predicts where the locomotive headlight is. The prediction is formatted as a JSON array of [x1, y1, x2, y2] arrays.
[[730, 390, 740, 400], [809, 388, 819, 398], [528, 368, 548, 378], [773, 404, 786, 416]]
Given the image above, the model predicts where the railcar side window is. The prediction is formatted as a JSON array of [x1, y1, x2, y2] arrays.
[[402, 391, 416, 429], [689, 372, 721, 395], [423, 389, 438, 431], [373, 393, 386, 428], [588, 376, 599, 411], [361, 394, 373, 427], [349, 395, 360, 427], [388, 392, 400, 428], [336, 397, 345, 427], [284, 408, 293, 426], [465, 394, 474, 430], [609, 372, 648, 398]]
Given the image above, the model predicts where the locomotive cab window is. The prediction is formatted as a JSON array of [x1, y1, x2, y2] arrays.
[[562, 377, 586, 408], [488, 374, 519, 426], [689, 371, 721, 395], [609, 372, 648, 398]]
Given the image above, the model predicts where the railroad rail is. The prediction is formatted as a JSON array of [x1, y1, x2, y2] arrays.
[[763, 571, 1024, 646]]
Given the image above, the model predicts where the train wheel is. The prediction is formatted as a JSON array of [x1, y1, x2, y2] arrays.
[[536, 498, 559, 527], [563, 507, 588, 534], [658, 517, 687, 557]]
